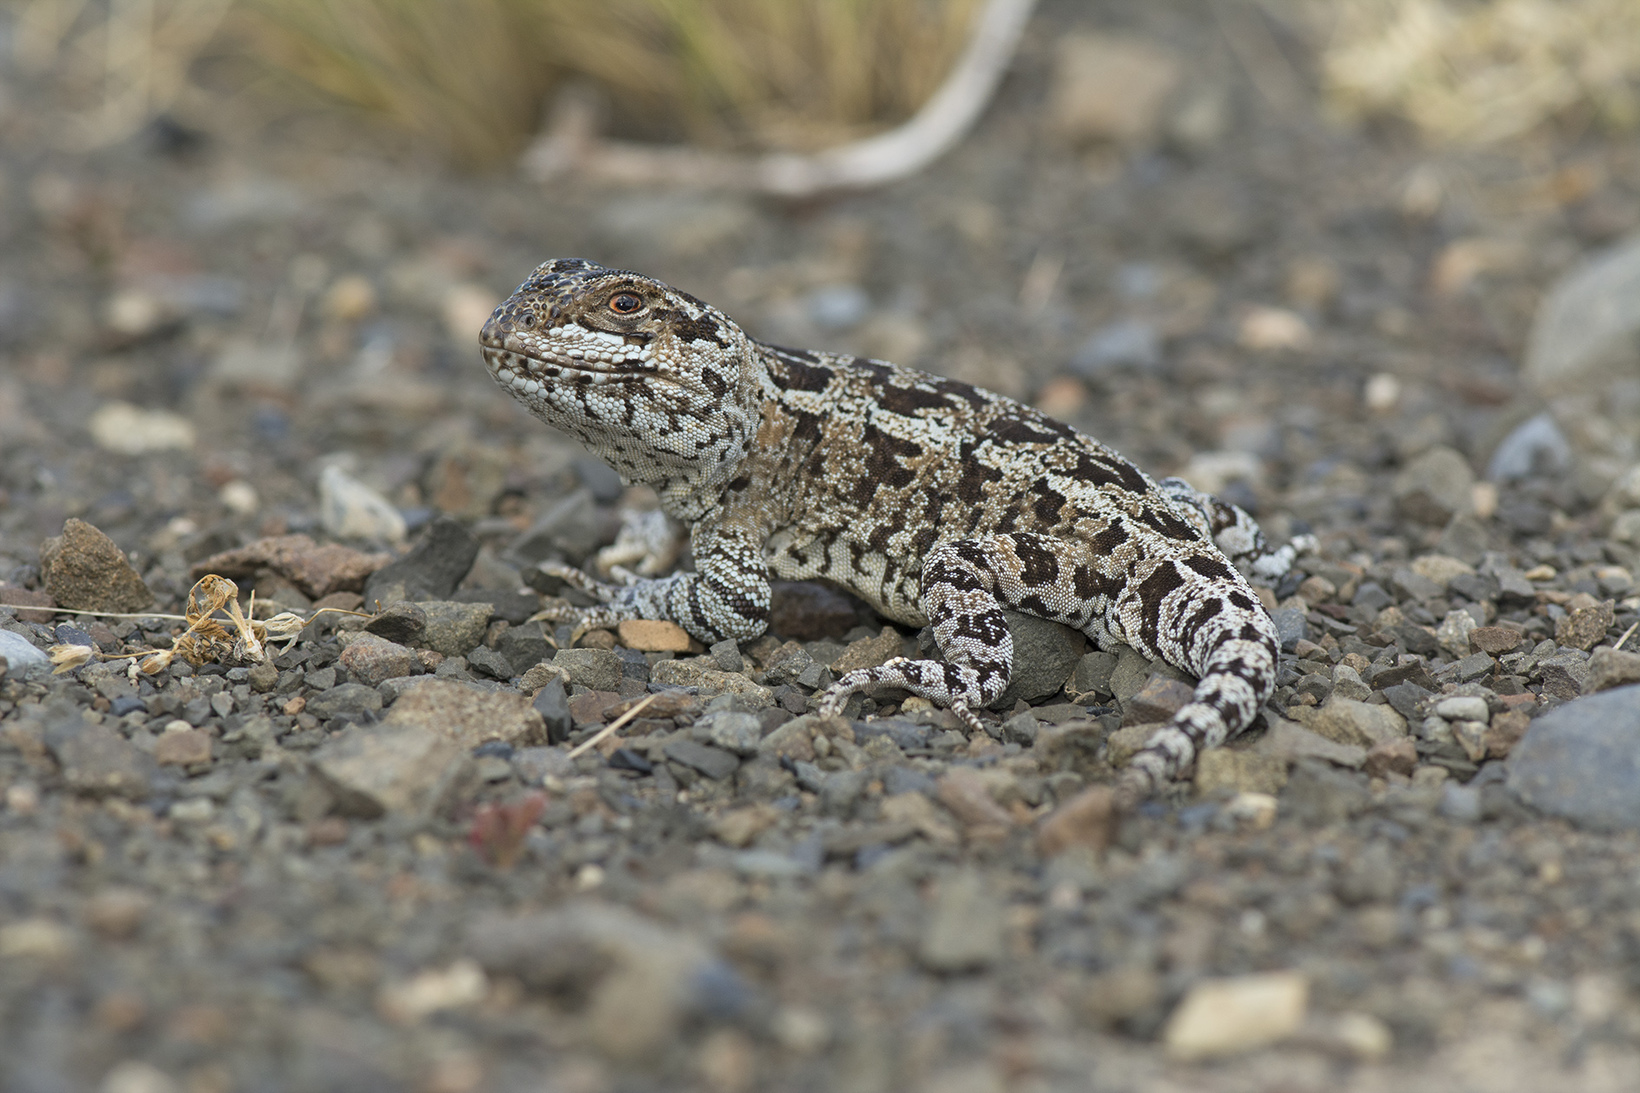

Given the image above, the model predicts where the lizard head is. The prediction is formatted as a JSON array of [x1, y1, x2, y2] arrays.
[[480, 258, 767, 514]]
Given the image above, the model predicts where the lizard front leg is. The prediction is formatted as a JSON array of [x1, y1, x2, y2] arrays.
[[547, 516, 771, 644]]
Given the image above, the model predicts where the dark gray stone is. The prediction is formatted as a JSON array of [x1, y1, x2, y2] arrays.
[[532, 677, 572, 744], [418, 600, 494, 658], [45, 715, 158, 799], [365, 601, 426, 644], [305, 682, 384, 720], [1508, 685, 1640, 829], [663, 738, 740, 780], [552, 648, 622, 692], [363, 515, 480, 605], [1270, 606, 1308, 652], [993, 610, 1087, 709], [467, 645, 516, 680]]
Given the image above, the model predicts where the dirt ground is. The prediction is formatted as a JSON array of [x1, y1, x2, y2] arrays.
[[4, 2, 1640, 1091]]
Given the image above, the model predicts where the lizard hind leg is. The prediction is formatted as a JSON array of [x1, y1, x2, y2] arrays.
[[816, 539, 1021, 726]]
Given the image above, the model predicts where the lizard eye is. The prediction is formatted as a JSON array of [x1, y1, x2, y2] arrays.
[[609, 292, 643, 315]]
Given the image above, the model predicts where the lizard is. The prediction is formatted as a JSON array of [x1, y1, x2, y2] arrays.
[[479, 258, 1313, 803]]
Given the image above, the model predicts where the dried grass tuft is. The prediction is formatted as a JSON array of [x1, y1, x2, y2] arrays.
[[1289, 0, 1640, 143]]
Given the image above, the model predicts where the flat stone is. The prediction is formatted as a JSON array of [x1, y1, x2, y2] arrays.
[[650, 659, 774, 704], [0, 630, 50, 679], [1508, 684, 1640, 830], [1036, 786, 1116, 855], [1193, 749, 1287, 797], [46, 718, 157, 799], [382, 678, 547, 748], [1470, 627, 1523, 655], [1362, 737, 1418, 778], [1252, 719, 1366, 769], [1434, 695, 1489, 722], [363, 515, 479, 606], [700, 711, 764, 757], [39, 519, 153, 613], [1587, 647, 1640, 693], [919, 869, 1004, 972], [617, 619, 691, 652], [193, 534, 390, 599], [0, 585, 55, 624], [662, 738, 740, 780], [418, 600, 494, 658], [569, 690, 624, 726], [153, 728, 212, 766], [304, 683, 384, 720], [311, 724, 473, 818], [552, 647, 623, 692], [1301, 697, 1407, 748], [1163, 972, 1308, 1060], [338, 632, 418, 686], [1067, 650, 1117, 697]]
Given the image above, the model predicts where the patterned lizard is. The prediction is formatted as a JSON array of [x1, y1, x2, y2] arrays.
[[479, 259, 1312, 802]]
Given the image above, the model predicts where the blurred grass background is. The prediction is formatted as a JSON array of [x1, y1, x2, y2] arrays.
[[7, 0, 1640, 164]]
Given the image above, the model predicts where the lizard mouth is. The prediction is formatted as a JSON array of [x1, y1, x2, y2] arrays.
[[482, 343, 648, 387]]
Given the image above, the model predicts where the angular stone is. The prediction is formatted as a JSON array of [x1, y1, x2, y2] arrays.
[[1392, 446, 1474, 526], [304, 682, 384, 721], [1193, 749, 1287, 797], [919, 869, 1004, 972], [1587, 647, 1640, 693], [382, 678, 547, 748], [0, 630, 50, 679], [1036, 786, 1116, 855], [830, 626, 904, 675], [617, 619, 691, 652], [569, 690, 623, 726], [1362, 737, 1418, 778], [1507, 685, 1640, 829], [193, 534, 390, 599], [1484, 710, 1530, 759], [1252, 719, 1366, 769], [46, 719, 157, 799], [552, 647, 623, 693], [531, 677, 572, 743], [662, 738, 740, 780], [311, 724, 473, 818], [1469, 626, 1523, 655], [1067, 650, 1117, 698], [39, 519, 153, 613], [700, 711, 764, 757], [365, 601, 427, 645], [363, 515, 480, 606], [1556, 600, 1616, 651], [1122, 677, 1195, 726], [153, 728, 212, 766], [418, 600, 494, 657], [650, 659, 774, 704], [1303, 697, 1407, 748], [1164, 973, 1308, 1060], [993, 611, 1087, 708], [338, 632, 418, 686], [0, 585, 55, 624]]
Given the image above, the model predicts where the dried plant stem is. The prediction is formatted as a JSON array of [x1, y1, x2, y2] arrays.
[[566, 692, 660, 759], [524, 0, 1037, 195]]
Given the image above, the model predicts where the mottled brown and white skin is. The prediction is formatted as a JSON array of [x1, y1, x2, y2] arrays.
[[480, 259, 1312, 802]]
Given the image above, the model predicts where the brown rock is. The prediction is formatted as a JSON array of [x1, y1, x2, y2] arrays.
[[338, 632, 419, 686], [1557, 600, 1616, 651], [1484, 710, 1531, 759], [0, 584, 56, 624], [381, 678, 548, 748], [568, 690, 624, 726], [830, 626, 906, 675], [935, 768, 1016, 831], [85, 887, 152, 940], [153, 729, 213, 767], [1586, 647, 1640, 693], [191, 534, 391, 599], [39, 519, 153, 613], [1362, 738, 1418, 778], [311, 724, 473, 818], [1049, 33, 1181, 144], [1123, 677, 1196, 726], [1469, 626, 1523, 655], [617, 618, 691, 652], [1036, 786, 1116, 856], [1193, 749, 1287, 797], [1303, 698, 1407, 748]]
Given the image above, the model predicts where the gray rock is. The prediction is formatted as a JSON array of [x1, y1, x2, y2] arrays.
[[806, 284, 869, 331], [304, 682, 384, 720], [364, 601, 426, 645], [311, 724, 473, 818], [362, 515, 479, 605], [708, 639, 744, 673], [531, 677, 572, 743], [1587, 647, 1640, 693], [497, 622, 554, 676], [418, 600, 494, 657], [466, 645, 516, 680], [663, 738, 740, 780], [700, 711, 764, 757], [1270, 606, 1308, 652], [318, 464, 406, 543], [1486, 412, 1573, 481], [1109, 647, 1189, 707], [571, 458, 624, 503], [510, 490, 601, 566], [380, 678, 547, 748], [650, 659, 774, 703], [1436, 513, 1492, 565], [1434, 695, 1489, 722], [552, 648, 622, 693], [1392, 446, 1474, 526], [512, 746, 575, 784], [1508, 685, 1640, 829], [46, 715, 159, 799], [1071, 319, 1161, 376], [1523, 231, 1640, 395], [991, 611, 1086, 709], [1068, 650, 1117, 697], [0, 629, 49, 679], [919, 869, 1004, 972]]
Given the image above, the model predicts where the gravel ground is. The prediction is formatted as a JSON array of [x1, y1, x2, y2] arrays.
[[5, 3, 1640, 1092]]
